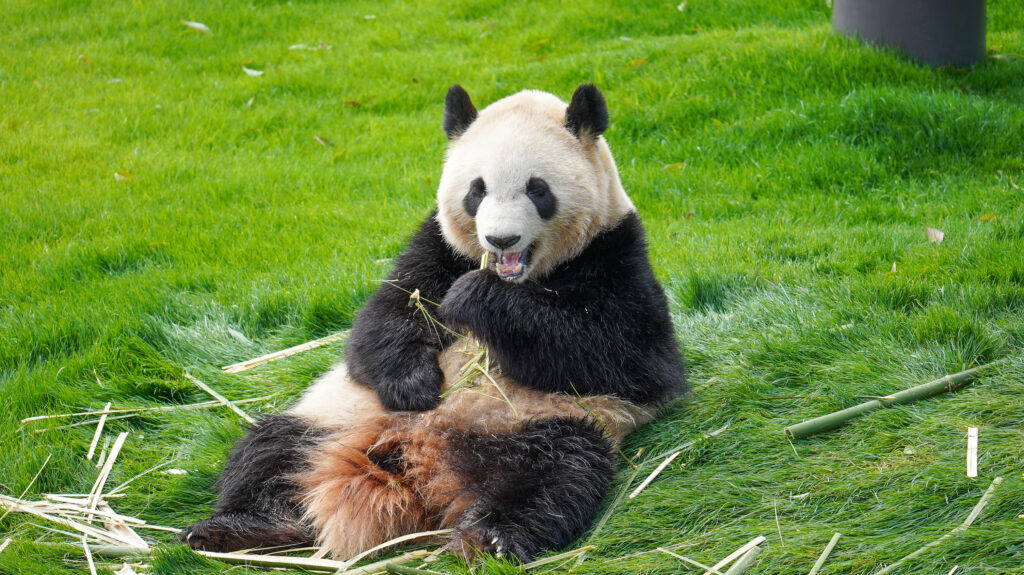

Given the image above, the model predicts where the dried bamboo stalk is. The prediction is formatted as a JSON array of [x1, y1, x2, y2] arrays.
[[872, 477, 1003, 575], [0, 453, 51, 522], [0, 495, 132, 546], [966, 427, 978, 478], [704, 536, 766, 575], [946, 566, 959, 575], [221, 332, 347, 373], [83, 537, 98, 575], [724, 545, 761, 575], [0, 538, 10, 553], [86, 402, 111, 461], [23, 396, 273, 423], [785, 364, 996, 439], [807, 532, 841, 575], [657, 547, 724, 574], [184, 374, 255, 423], [88, 432, 128, 511], [195, 548, 428, 573], [522, 545, 595, 570], [336, 528, 453, 571], [628, 451, 681, 499]]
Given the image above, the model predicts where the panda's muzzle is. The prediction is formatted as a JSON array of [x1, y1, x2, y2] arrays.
[[493, 246, 532, 280]]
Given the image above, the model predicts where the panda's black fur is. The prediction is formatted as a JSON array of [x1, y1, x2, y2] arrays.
[[182, 84, 687, 563]]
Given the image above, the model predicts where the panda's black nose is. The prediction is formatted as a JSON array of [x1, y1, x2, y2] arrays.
[[485, 235, 521, 250]]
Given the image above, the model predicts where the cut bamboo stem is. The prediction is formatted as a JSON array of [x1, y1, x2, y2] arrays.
[[522, 545, 595, 570], [629, 451, 681, 499], [88, 432, 128, 511], [807, 532, 841, 575], [966, 427, 978, 478], [221, 332, 347, 373], [83, 537, 98, 575], [785, 364, 995, 439], [704, 536, 766, 575], [657, 547, 724, 574], [872, 477, 1003, 575], [195, 548, 428, 573], [86, 402, 111, 461], [0, 538, 10, 553], [385, 565, 444, 575], [724, 545, 762, 575], [336, 528, 453, 571], [184, 374, 255, 423]]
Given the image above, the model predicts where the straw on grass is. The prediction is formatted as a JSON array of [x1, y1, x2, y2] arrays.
[[773, 500, 784, 546], [0, 538, 10, 554], [784, 364, 996, 439], [184, 373, 255, 423], [83, 537, 98, 575], [88, 432, 128, 511], [23, 396, 274, 424], [872, 476, 1003, 575], [628, 451, 681, 499], [336, 528, 453, 571], [966, 427, 978, 478], [723, 545, 762, 575], [704, 536, 766, 575], [195, 548, 429, 573], [222, 332, 347, 373], [86, 402, 111, 461], [522, 545, 595, 570], [807, 532, 841, 575], [0, 453, 51, 523], [657, 547, 724, 574]]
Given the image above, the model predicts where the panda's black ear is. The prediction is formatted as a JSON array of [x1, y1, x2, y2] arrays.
[[565, 83, 609, 140], [443, 85, 478, 140]]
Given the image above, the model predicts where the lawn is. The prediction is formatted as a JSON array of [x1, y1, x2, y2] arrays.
[[1, 0, 1023, 573]]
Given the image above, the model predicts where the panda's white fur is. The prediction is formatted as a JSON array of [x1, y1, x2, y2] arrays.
[[438, 90, 634, 282]]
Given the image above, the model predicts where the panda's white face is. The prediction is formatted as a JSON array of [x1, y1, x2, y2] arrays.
[[437, 88, 634, 283]]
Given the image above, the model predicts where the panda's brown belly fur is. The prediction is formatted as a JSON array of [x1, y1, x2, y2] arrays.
[[292, 339, 655, 558]]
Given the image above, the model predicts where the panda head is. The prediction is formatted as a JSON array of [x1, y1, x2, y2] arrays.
[[436, 84, 635, 282]]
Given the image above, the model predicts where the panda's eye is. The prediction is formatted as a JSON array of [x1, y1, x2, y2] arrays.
[[463, 177, 486, 217], [526, 177, 556, 220]]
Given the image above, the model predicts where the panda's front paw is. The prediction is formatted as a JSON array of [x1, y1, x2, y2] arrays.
[[451, 523, 534, 563], [439, 269, 498, 330], [376, 347, 444, 411]]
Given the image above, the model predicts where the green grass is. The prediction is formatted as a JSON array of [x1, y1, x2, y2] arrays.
[[2, 0, 1023, 573]]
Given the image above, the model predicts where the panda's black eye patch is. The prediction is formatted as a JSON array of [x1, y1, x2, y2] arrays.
[[463, 177, 486, 217], [526, 177, 556, 220]]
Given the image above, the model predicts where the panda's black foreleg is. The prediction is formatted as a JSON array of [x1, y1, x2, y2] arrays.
[[448, 417, 616, 562], [180, 414, 322, 552]]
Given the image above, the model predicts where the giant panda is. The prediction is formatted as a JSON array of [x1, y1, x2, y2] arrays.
[[181, 84, 688, 562]]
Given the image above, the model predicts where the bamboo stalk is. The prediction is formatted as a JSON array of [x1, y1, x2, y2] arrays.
[[336, 528, 453, 571], [657, 547, 724, 574], [82, 537, 98, 575], [724, 545, 761, 575], [966, 427, 978, 478], [221, 332, 347, 373], [785, 364, 995, 439], [86, 402, 111, 461], [807, 533, 841, 575], [872, 477, 1003, 575], [704, 536, 766, 575], [195, 548, 428, 573], [385, 565, 444, 575], [0, 538, 10, 553], [88, 432, 128, 511], [184, 374, 255, 423], [628, 451, 681, 499], [522, 545, 595, 570]]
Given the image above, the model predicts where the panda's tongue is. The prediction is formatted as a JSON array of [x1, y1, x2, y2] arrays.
[[496, 251, 524, 278]]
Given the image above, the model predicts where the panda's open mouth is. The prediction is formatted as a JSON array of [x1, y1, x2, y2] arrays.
[[493, 247, 532, 280]]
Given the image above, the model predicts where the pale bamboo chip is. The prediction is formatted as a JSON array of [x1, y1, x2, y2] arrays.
[[0, 537, 10, 553], [704, 536, 766, 575], [184, 374, 255, 423], [87, 402, 111, 461], [83, 537, 98, 575], [657, 547, 723, 574], [221, 332, 347, 373], [966, 427, 978, 478], [628, 451, 681, 499], [89, 432, 129, 511], [807, 532, 841, 575], [336, 528, 453, 570], [522, 545, 595, 570]]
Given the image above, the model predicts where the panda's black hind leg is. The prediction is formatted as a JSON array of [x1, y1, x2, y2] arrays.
[[449, 417, 616, 563], [180, 414, 322, 552]]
